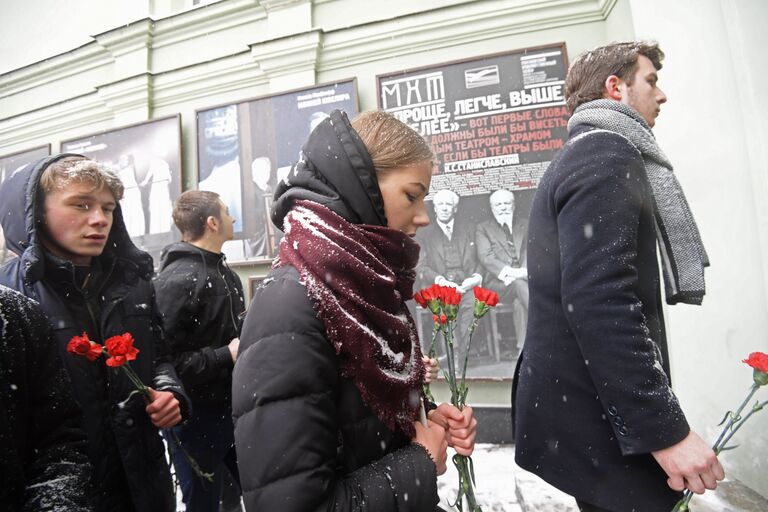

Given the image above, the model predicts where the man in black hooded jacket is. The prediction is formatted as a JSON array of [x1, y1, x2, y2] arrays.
[[154, 190, 245, 512], [0, 154, 190, 512]]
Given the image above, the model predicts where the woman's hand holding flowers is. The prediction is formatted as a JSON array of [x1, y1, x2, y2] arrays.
[[430, 404, 478, 457], [413, 419, 449, 475]]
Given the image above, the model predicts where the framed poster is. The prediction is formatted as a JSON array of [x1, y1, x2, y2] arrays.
[[377, 43, 570, 378], [196, 79, 359, 263], [61, 115, 183, 266], [248, 275, 266, 303], [0, 144, 51, 263]]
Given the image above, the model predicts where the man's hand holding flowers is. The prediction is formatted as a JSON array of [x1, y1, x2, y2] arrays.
[[146, 388, 182, 429]]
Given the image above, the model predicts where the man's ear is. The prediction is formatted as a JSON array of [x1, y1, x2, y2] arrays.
[[604, 75, 623, 101], [206, 215, 218, 232]]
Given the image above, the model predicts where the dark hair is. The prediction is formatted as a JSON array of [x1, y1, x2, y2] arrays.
[[172, 190, 222, 241], [565, 41, 665, 112], [351, 110, 434, 174]]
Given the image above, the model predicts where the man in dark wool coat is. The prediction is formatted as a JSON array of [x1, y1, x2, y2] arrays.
[[513, 41, 725, 512]]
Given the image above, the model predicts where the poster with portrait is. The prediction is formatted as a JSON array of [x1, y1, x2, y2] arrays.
[[196, 79, 358, 262], [61, 115, 183, 265], [0, 144, 51, 263], [378, 43, 570, 378]]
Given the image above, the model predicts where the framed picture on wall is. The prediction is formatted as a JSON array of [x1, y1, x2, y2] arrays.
[[61, 115, 183, 266], [248, 275, 266, 303], [0, 144, 51, 263], [196, 79, 359, 263], [377, 43, 570, 379]]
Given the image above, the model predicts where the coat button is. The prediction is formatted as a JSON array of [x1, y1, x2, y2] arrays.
[[608, 406, 618, 416], [618, 426, 629, 436], [613, 416, 624, 427]]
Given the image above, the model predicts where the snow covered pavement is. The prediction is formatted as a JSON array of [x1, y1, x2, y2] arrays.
[[173, 443, 767, 511], [437, 444, 768, 512]]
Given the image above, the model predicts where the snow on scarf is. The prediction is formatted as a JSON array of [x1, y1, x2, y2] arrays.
[[275, 200, 425, 436], [568, 99, 709, 305]]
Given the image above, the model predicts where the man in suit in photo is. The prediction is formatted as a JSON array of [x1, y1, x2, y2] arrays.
[[475, 189, 528, 352]]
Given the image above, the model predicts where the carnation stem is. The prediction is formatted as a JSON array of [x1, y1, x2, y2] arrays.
[[119, 363, 214, 483], [673, 383, 764, 511], [444, 320, 459, 405], [715, 399, 767, 454], [423, 324, 440, 402], [460, 319, 480, 390], [711, 383, 760, 452]]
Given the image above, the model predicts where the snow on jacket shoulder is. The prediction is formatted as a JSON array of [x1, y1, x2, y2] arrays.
[[233, 264, 440, 512]]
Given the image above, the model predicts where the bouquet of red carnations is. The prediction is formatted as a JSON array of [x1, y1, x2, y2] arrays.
[[414, 284, 500, 512], [67, 332, 213, 483]]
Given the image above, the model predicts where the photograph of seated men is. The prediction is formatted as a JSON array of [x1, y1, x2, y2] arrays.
[[415, 189, 482, 357]]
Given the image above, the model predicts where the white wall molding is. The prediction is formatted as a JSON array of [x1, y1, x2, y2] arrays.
[[151, 54, 267, 109], [249, 30, 320, 83], [318, 0, 616, 72], [96, 73, 152, 123]]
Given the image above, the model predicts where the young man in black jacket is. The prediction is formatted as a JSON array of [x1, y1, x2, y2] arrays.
[[154, 190, 245, 512], [0, 154, 189, 512], [0, 284, 91, 511], [513, 42, 724, 511]]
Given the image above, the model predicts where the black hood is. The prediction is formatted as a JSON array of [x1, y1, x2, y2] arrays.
[[270, 109, 387, 231], [0, 153, 153, 283]]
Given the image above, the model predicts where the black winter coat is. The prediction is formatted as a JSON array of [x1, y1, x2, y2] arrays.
[[233, 109, 439, 511], [513, 124, 690, 511], [0, 285, 91, 511], [234, 266, 439, 511], [0, 154, 191, 512], [154, 241, 245, 406]]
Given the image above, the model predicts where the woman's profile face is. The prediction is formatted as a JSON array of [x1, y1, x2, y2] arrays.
[[377, 161, 432, 237]]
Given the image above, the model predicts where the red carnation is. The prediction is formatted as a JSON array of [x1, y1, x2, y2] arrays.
[[743, 352, 768, 373], [473, 286, 500, 318], [440, 285, 462, 306], [433, 313, 448, 324], [67, 332, 103, 362], [105, 333, 139, 368], [474, 287, 500, 307], [414, 284, 443, 314], [743, 352, 768, 386], [413, 290, 429, 309]]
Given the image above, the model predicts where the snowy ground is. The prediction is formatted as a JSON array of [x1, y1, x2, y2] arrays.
[[173, 443, 767, 511], [438, 444, 574, 512]]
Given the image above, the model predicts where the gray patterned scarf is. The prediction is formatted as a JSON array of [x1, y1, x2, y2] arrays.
[[568, 99, 709, 305]]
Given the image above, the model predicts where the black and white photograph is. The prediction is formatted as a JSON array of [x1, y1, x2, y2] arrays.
[[196, 79, 359, 262], [60, 115, 183, 265], [0, 144, 51, 263], [378, 44, 569, 378]]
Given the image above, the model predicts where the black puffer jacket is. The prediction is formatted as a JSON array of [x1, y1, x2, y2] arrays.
[[154, 241, 245, 406], [0, 285, 91, 512], [0, 154, 191, 512], [233, 110, 439, 511]]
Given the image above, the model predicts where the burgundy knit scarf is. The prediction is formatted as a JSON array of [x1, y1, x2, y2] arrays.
[[275, 200, 425, 436]]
